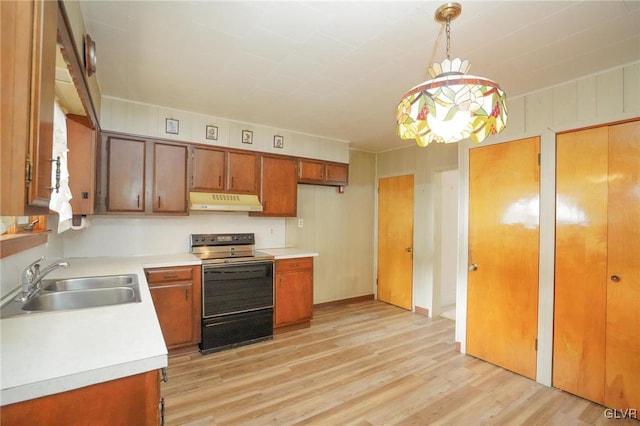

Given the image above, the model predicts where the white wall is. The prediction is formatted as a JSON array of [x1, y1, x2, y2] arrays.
[[61, 214, 285, 257], [100, 96, 350, 163], [437, 169, 458, 310]]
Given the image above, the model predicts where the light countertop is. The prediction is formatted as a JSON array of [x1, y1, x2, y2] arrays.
[[0, 254, 200, 406], [261, 248, 319, 259]]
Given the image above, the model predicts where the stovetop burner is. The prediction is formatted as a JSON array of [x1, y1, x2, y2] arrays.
[[190, 233, 274, 264]]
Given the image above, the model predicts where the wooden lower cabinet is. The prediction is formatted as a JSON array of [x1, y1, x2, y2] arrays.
[[274, 257, 313, 330], [1, 370, 161, 426], [145, 265, 201, 352]]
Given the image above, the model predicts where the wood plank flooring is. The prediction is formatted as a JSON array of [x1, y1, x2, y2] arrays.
[[163, 301, 637, 426]]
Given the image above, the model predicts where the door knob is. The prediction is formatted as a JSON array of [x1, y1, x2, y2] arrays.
[[405, 247, 412, 253], [611, 275, 621, 283], [469, 264, 478, 271]]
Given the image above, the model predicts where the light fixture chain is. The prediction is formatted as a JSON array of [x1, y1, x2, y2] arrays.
[[446, 16, 451, 60]]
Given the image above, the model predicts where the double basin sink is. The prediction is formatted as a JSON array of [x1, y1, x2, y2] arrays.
[[0, 274, 141, 319]]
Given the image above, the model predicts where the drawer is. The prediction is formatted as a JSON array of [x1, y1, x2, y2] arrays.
[[145, 267, 194, 284], [275, 257, 313, 273]]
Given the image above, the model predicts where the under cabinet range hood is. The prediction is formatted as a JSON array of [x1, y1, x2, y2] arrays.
[[189, 192, 263, 212]]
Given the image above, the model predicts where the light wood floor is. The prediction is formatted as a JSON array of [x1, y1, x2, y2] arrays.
[[163, 300, 637, 426]]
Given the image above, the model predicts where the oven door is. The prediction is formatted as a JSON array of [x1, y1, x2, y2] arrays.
[[202, 260, 273, 318]]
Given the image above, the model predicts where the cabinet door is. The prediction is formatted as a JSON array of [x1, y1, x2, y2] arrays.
[[106, 137, 145, 212], [28, 0, 57, 209], [192, 147, 225, 191], [1, 0, 56, 215], [227, 151, 258, 194], [252, 156, 297, 217], [326, 163, 348, 185], [153, 142, 188, 213], [150, 283, 195, 348], [66, 115, 95, 215], [275, 258, 313, 327], [298, 160, 325, 182]]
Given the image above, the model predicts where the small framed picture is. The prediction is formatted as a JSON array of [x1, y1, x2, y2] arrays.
[[273, 135, 284, 149], [165, 118, 179, 135], [206, 125, 218, 141], [242, 130, 253, 144]]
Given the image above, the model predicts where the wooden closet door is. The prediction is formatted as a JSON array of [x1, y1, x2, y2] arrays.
[[553, 127, 608, 404], [467, 137, 540, 379], [605, 121, 640, 410]]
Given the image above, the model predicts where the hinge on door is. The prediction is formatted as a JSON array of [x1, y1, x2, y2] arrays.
[[535, 338, 538, 351], [25, 157, 33, 187], [537, 153, 541, 165]]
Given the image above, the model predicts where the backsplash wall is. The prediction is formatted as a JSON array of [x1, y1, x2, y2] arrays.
[[61, 213, 285, 257]]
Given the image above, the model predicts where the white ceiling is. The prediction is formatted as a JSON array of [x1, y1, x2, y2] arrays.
[[79, 1, 640, 153]]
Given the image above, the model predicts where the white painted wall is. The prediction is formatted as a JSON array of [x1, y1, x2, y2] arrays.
[[100, 96, 350, 163], [61, 214, 286, 258], [438, 169, 458, 310]]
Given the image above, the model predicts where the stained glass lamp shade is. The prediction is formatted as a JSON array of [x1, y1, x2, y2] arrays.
[[396, 3, 508, 147]]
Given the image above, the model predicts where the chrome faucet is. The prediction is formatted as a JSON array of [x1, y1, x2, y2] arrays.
[[17, 257, 70, 302]]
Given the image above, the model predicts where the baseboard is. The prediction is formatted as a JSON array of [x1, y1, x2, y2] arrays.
[[168, 344, 200, 357], [455, 341, 461, 353], [314, 294, 374, 310], [414, 306, 429, 317], [274, 321, 310, 335]]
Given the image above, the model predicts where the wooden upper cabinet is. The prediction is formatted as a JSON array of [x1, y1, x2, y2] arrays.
[[153, 143, 188, 213], [29, 0, 57, 209], [101, 134, 189, 215], [0, 0, 57, 215], [66, 115, 96, 215], [251, 155, 297, 217], [191, 147, 225, 191], [298, 159, 348, 186], [227, 151, 259, 194], [106, 136, 146, 212]]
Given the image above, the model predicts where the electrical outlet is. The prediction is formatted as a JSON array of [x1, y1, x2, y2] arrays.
[[297, 218, 304, 228]]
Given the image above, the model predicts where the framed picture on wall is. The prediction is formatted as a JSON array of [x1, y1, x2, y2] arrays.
[[165, 118, 179, 135], [242, 130, 253, 144], [206, 125, 218, 140], [273, 135, 284, 149]]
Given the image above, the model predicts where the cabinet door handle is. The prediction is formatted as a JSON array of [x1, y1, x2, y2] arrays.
[[157, 196, 161, 208], [231, 177, 234, 188], [185, 288, 189, 301], [218, 175, 222, 187]]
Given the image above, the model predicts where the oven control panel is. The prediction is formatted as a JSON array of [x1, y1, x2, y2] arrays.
[[190, 233, 255, 247]]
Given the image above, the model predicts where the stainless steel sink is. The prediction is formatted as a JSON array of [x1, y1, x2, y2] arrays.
[[22, 287, 139, 311], [0, 274, 141, 318], [42, 275, 136, 292]]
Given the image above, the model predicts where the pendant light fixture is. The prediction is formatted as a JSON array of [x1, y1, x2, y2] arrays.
[[396, 2, 508, 147]]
